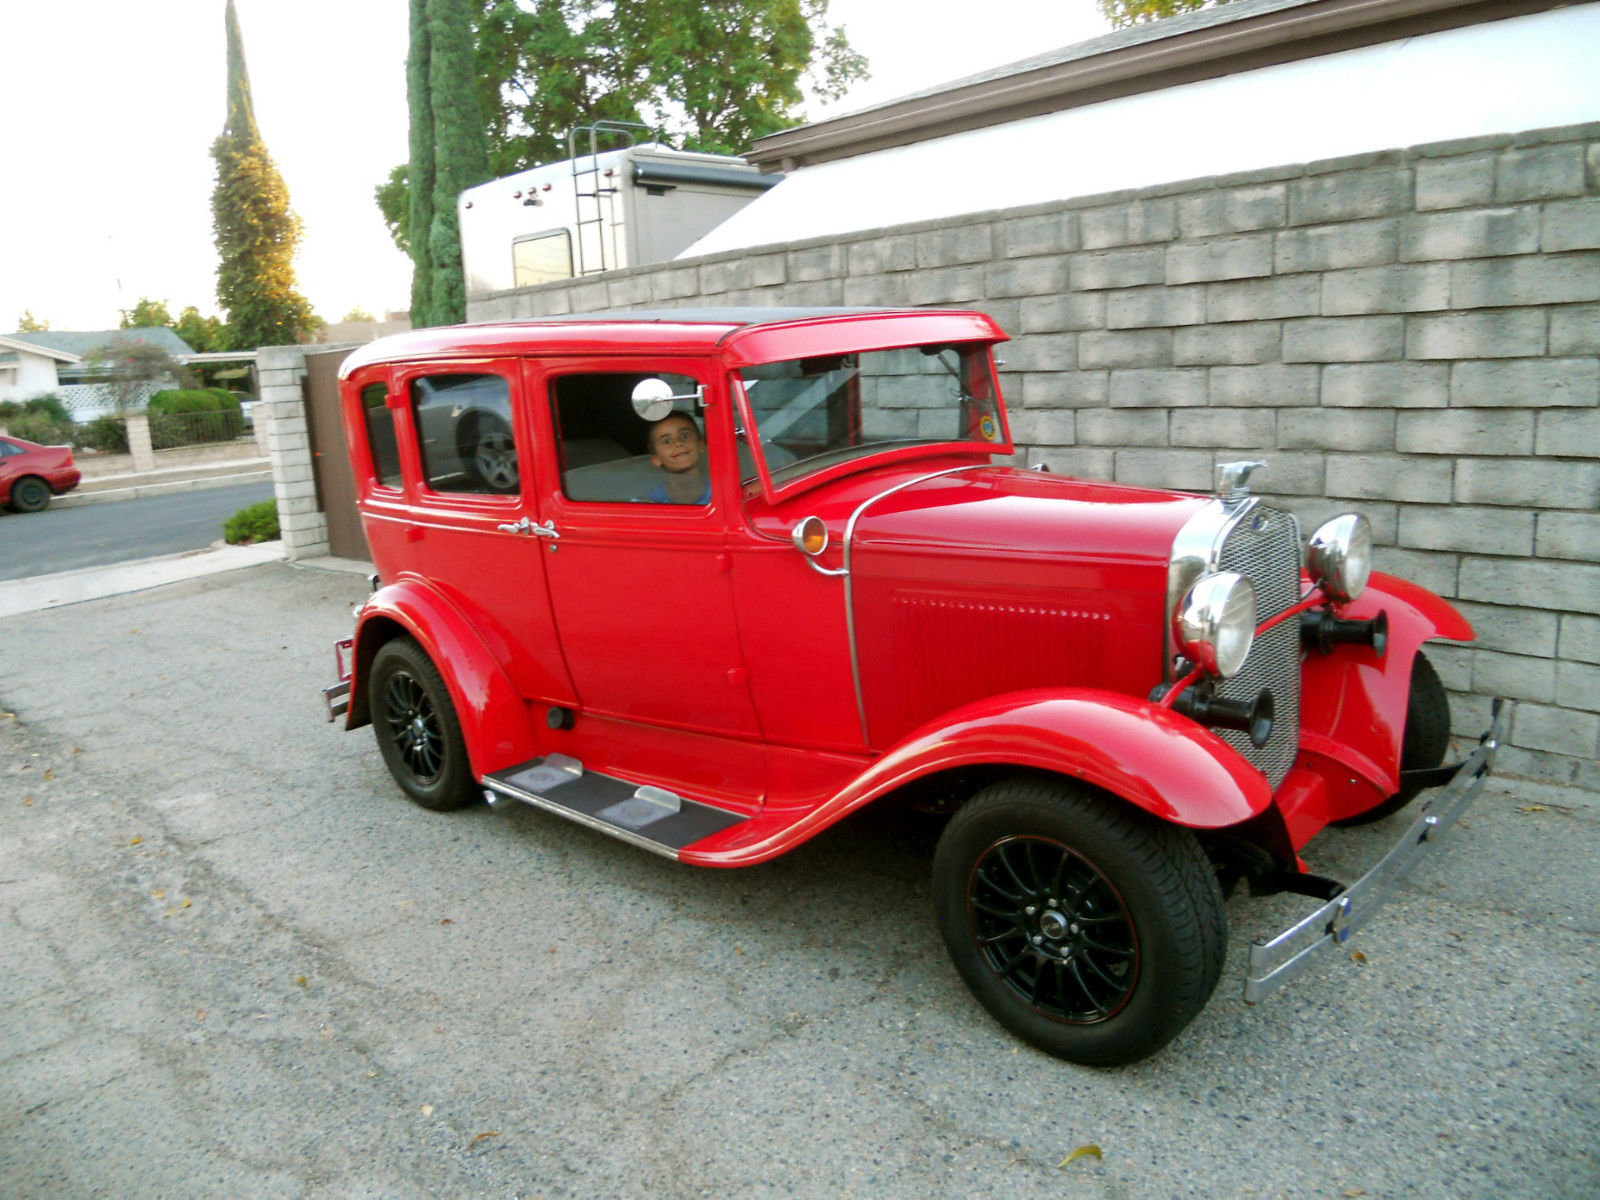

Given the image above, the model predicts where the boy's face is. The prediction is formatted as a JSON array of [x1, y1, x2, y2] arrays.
[[649, 414, 702, 474]]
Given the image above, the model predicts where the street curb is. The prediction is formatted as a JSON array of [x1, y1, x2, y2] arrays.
[[56, 468, 273, 508], [0, 540, 286, 619]]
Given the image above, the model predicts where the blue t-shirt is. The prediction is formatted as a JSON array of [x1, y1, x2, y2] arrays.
[[646, 479, 711, 504]]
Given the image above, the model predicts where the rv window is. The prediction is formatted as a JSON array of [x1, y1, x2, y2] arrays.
[[512, 231, 574, 287]]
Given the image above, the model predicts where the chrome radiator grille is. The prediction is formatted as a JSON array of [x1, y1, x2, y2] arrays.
[[1215, 505, 1303, 790]]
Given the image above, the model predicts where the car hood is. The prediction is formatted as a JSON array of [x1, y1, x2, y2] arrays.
[[834, 465, 1210, 747]]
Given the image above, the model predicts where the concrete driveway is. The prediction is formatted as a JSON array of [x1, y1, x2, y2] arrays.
[[1, 562, 1595, 1198]]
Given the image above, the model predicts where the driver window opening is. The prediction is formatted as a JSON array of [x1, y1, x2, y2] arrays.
[[550, 372, 708, 505]]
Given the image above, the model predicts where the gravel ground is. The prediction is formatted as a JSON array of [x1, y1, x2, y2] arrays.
[[1, 561, 1595, 1198]]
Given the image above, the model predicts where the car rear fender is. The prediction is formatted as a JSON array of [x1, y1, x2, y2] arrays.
[[348, 576, 537, 778]]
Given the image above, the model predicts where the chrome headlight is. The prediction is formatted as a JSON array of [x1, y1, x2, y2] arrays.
[[1307, 513, 1373, 603], [1173, 572, 1257, 678]]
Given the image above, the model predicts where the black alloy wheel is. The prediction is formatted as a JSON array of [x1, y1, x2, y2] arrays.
[[368, 638, 478, 811], [933, 776, 1225, 1066], [967, 836, 1139, 1024], [10, 476, 51, 513]]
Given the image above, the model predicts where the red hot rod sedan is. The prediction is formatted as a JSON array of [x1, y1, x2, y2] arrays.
[[324, 307, 1506, 1065]]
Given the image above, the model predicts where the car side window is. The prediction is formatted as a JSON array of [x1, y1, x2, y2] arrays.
[[410, 373, 518, 495], [550, 371, 707, 505], [360, 383, 403, 488], [0, 440, 19, 457]]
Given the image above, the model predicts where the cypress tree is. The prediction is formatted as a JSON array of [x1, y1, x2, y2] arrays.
[[211, 0, 315, 348], [405, 0, 490, 328], [406, 0, 435, 325], [424, 0, 491, 326]]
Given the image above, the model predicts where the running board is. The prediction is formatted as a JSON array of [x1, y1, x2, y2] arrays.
[[482, 754, 748, 860]]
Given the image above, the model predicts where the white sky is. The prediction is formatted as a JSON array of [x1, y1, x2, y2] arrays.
[[0, 1, 1110, 335]]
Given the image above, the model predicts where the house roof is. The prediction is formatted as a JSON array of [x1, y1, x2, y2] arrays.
[[746, 0, 1576, 170], [0, 333, 82, 364], [5, 327, 196, 360], [684, 0, 1599, 259]]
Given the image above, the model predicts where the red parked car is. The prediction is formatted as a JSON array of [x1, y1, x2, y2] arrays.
[[323, 308, 1506, 1064], [0, 434, 81, 513]]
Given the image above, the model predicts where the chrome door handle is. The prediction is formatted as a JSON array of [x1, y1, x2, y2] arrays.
[[497, 517, 559, 538]]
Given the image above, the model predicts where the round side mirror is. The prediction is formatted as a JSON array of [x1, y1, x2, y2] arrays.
[[631, 378, 676, 422]]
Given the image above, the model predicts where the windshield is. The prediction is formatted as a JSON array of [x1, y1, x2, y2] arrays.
[[736, 343, 1003, 486]]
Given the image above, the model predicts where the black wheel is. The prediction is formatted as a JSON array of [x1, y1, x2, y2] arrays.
[[1335, 652, 1451, 827], [368, 638, 478, 811], [10, 476, 51, 513], [461, 414, 519, 492], [932, 776, 1225, 1066]]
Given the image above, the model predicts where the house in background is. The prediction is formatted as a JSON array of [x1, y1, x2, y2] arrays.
[[0, 334, 81, 405], [0, 327, 197, 419]]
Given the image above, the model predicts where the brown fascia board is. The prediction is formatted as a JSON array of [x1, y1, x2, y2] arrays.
[[748, 0, 1579, 170]]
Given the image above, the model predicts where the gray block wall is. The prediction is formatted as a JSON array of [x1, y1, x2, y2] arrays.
[[469, 122, 1600, 790]]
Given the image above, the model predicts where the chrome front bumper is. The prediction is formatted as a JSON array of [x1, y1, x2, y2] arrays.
[[1243, 699, 1511, 1005]]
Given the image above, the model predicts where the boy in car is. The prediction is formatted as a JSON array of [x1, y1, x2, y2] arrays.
[[646, 411, 711, 504]]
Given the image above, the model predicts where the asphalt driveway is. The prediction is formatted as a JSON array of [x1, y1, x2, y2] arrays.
[[1, 562, 1595, 1197]]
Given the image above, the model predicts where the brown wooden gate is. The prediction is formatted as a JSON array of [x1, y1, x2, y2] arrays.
[[302, 348, 370, 562]]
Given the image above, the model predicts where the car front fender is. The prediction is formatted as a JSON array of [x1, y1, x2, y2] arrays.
[[681, 688, 1273, 867], [349, 576, 537, 779], [1300, 571, 1476, 803]]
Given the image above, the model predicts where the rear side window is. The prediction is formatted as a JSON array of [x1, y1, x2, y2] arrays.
[[0, 439, 21, 457], [361, 384, 402, 487], [411, 373, 519, 495]]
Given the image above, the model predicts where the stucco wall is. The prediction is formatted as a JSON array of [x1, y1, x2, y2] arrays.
[[468, 122, 1600, 790], [0, 351, 63, 403]]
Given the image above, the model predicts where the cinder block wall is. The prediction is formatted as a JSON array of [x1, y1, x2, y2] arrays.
[[470, 122, 1600, 790], [256, 345, 328, 561]]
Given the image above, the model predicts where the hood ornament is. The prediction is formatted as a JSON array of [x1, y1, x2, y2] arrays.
[[1217, 460, 1265, 505]]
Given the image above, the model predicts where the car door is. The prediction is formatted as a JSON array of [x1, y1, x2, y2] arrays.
[[382, 358, 576, 707], [527, 355, 762, 740]]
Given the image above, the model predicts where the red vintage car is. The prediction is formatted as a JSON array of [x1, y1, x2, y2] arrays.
[[0, 434, 81, 513], [323, 308, 1506, 1065]]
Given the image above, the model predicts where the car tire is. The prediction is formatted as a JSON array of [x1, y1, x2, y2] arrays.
[[10, 476, 51, 513], [1334, 652, 1452, 827], [932, 775, 1225, 1066], [368, 638, 479, 812], [461, 414, 519, 493]]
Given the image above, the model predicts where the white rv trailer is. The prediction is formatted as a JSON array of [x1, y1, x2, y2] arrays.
[[458, 129, 778, 299]]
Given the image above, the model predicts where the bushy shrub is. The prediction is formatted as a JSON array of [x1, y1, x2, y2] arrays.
[[0, 394, 73, 438], [148, 387, 239, 415], [78, 415, 131, 454], [148, 388, 245, 447], [7, 412, 76, 447], [224, 499, 280, 545]]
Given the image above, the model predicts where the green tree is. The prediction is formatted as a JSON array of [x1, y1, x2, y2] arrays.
[[342, 306, 377, 322], [121, 298, 175, 329], [423, 0, 492, 326], [86, 339, 195, 413], [16, 310, 50, 332], [175, 306, 229, 353], [1097, 0, 1230, 29], [383, 0, 867, 255], [211, 0, 317, 348], [406, 0, 437, 323]]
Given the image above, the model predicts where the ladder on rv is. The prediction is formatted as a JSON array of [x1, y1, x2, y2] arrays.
[[568, 121, 653, 276]]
